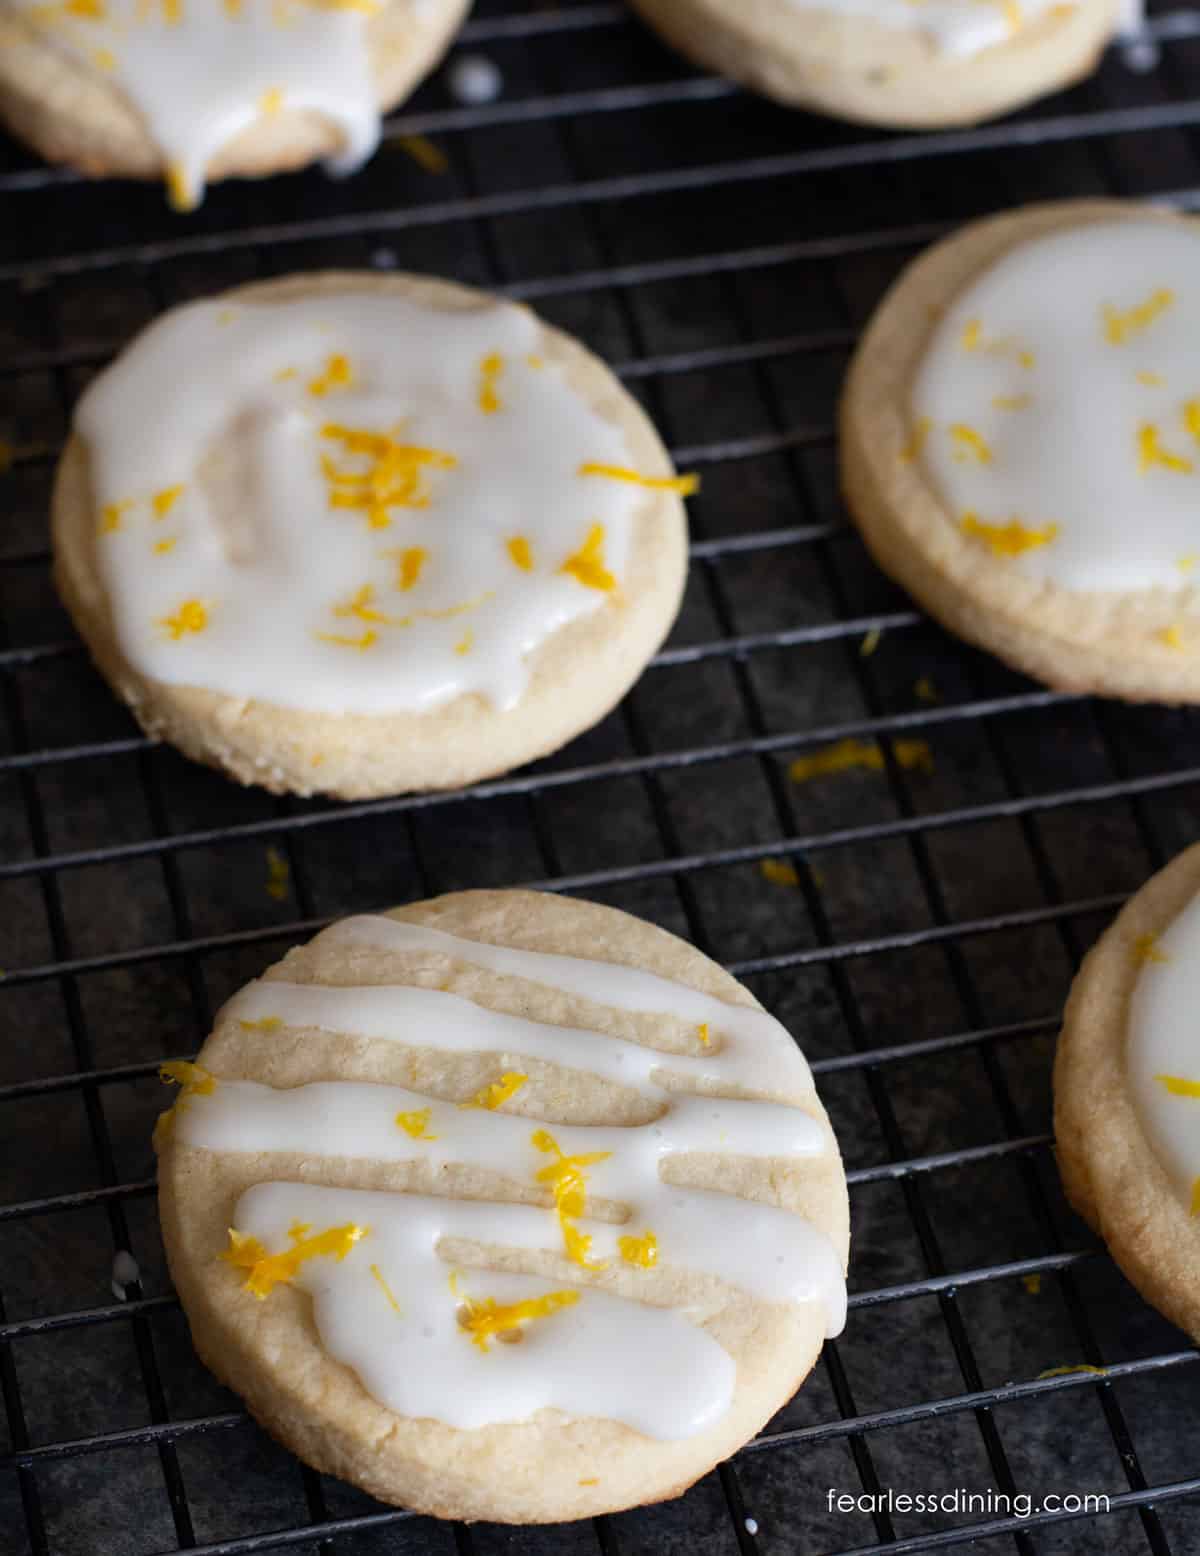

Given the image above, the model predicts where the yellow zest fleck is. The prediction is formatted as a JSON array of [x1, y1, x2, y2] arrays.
[[310, 753, 324, 766], [532, 1129, 611, 1270], [577, 462, 699, 496], [1018, 350, 1036, 370], [152, 483, 184, 520], [899, 417, 930, 464], [561, 523, 615, 593], [960, 513, 1059, 557], [165, 161, 198, 213], [507, 535, 534, 572], [1102, 288, 1174, 346], [334, 583, 398, 625], [455, 629, 473, 656], [1036, 1364, 1107, 1380], [1159, 624, 1186, 650], [617, 1230, 659, 1269], [395, 1107, 438, 1140], [1185, 399, 1200, 444], [1022, 1274, 1042, 1295], [1003, 0, 1022, 31], [1155, 1073, 1200, 1099], [1133, 933, 1169, 965], [914, 675, 939, 703], [238, 1016, 282, 1033], [478, 352, 504, 414], [159, 1060, 215, 1095], [1139, 422, 1194, 475], [460, 1072, 528, 1111], [321, 423, 456, 528], [388, 546, 428, 592], [100, 499, 132, 534], [159, 599, 208, 639], [993, 394, 1032, 411], [459, 1288, 579, 1352], [308, 353, 352, 398], [370, 1263, 402, 1314], [92, 45, 117, 68], [860, 626, 881, 657], [527, 355, 545, 370], [316, 629, 378, 651], [397, 134, 449, 174], [788, 736, 933, 784], [579, 1478, 599, 1487], [224, 0, 241, 13], [259, 87, 284, 117], [960, 318, 982, 351], [221, 1222, 367, 1300], [161, 0, 182, 20], [265, 846, 289, 902], [1178, 554, 1198, 574], [1137, 371, 1164, 387], [696, 1023, 711, 1049], [274, 366, 297, 382], [759, 857, 799, 888], [153, 538, 177, 555], [949, 424, 993, 465]]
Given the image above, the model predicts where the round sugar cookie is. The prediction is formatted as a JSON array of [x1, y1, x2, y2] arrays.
[[840, 199, 1200, 702], [1054, 847, 1200, 1342], [154, 890, 850, 1524], [52, 271, 690, 799], [627, 0, 1117, 129], [0, 0, 470, 208]]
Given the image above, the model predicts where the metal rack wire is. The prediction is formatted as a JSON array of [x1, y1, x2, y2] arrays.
[[3, 1, 1200, 1551]]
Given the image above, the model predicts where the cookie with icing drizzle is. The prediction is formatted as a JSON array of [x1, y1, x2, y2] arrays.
[[841, 199, 1200, 702], [155, 890, 849, 1522], [1055, 845, 1200, 1343], [0, 0, 469, 207], [627, 0, 1118, 129], [52, 271, 691, 797]]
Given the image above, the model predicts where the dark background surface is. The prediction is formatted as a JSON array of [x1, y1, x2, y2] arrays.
[[2, 1, 1200, 1551]]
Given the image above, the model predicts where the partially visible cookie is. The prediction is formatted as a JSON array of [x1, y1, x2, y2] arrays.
[[1055, 847, 1200, 1342], [53, 270, 691, 799], [155, 890, 849, 1523], [841, 199, 1200, 702], [0, 0, 469, 207], [628, 0, 1117, 128]]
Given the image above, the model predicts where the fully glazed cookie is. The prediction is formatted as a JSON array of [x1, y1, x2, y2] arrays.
[[0, 0, 470, 208], [53, 272, 691, 798], [627, 0, 1118, 128], [155, 891, 849, 1523], [1054, 846, 1200, 1342], [841, 199, 1200, 702]]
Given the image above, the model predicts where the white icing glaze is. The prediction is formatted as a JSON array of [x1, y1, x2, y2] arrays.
[[75, 293, 642, 715], [234, 1181, 737, 1436], [8, 0, 391, 208], [1127, 896, 1200, 1210], [781, 0, 1074, 59], [171, 913, 845, 1438], [913, 220, 1200, 592]]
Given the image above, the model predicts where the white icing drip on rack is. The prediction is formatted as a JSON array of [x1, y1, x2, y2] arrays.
[[10, 0, 388, 208], [75, 294, 642, 715], [174, 914, 844, 1438], [1127, 893, 1200, 1209]]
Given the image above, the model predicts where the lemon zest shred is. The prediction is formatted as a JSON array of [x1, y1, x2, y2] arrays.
[[1159, 624, 1186, 650], [1185, 399, 1200, 445], [165, 161, 198, 212], [1036, 1364, 1107, 1380], [899, 417, 931, 463], [960, 318, 982, 351], [788, 736, 933, 784], [1018, 350, 1036, 370], [759, 857, 799, 888], [460, 1072, 528, 1111], [577, 461, 699, 496], [1132, 933, 1169, 965], [92, 45, 117, 68], [369, 1263, 402, 1314], [316, 628, 378, 651], [238, 1016, 282, 1032], [561, 523, 615, 593], [478, 352, 503, 414], [265, 846, 289, 902], [151, 483, 184, 519], [395, 1107, 438, 1140], [507, 535, 534, 572], [1022, 1274, 1042, 1295], [160, 1060, 215, 1095], [100, 499, 132, 534], [617, 1230, 659, 1269], [860, 626, 882, 657], [579, 1478, 599, 1487], [697, 1022, 710, 1046], [259, 86, 285, 117], [1138, 422, 1193, 475], [960, 513, 1059, 557], [153, 537, 177, 555], [949, 423, 993, 465], [1178, 554, 1198, 574], [1155, 1073, 1200, 1099], [459, 1289, 579, 1352], [1136, 371, 1164, 387], [455, 629, 473, 655], [159, 599, 208, 639], [1102, 288, 1174, 346], [221, 1222, 367, 1299], [308, 353, 352, 397], [532, 1129, 611, 1270], [397, 133, 448, 174], [914, 675, 939, 704], [321, 424, 456, 528], [333, 583, 400, 625], [387, 546, 428, 592]]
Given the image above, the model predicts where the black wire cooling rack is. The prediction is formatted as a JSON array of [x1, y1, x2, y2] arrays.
[[4, 2, 1200, 1552]]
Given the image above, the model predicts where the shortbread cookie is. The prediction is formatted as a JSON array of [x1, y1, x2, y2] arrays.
[[1055, 847, 1200, 1342], [0, 0, 469, 208], [841, 199, 1200, 702], [52, 272, 691, 798], [628, 0, 1117, 128], [154, 891, 849, 1523]]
